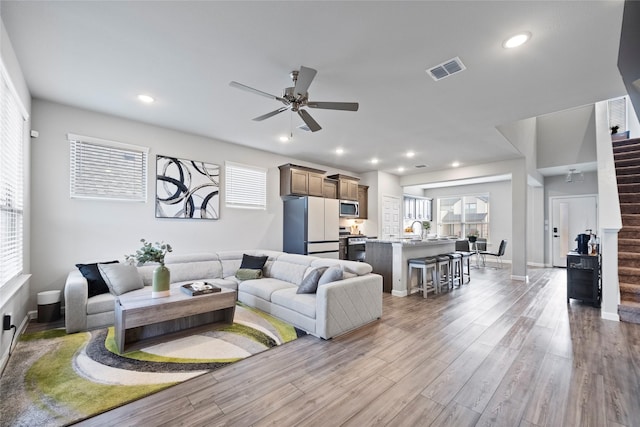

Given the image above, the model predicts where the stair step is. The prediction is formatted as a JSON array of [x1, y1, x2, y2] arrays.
[[615, 165, 640, 176], [614, 148, 640, 160], [618, 226, 640, 239], [619, 238, 640, 252], [615, 158, 640, 168], [617, 183, 640, 193], [620, 282, 640, 294], [620, 203, 640, 214], [618, 301, 640, 324], [622, 214, 640, 226], [619, 252, 640, 267], [616, 174, 640, 184], [619, 193, 640, 204], [613, 138, 640, 149]]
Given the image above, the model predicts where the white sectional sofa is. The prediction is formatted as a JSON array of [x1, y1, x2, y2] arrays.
[[64, 250, 383, 339]]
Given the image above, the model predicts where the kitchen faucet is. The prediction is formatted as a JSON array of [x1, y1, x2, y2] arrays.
[[411, 220, 424, 240]]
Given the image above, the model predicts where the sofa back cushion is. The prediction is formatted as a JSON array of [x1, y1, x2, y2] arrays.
[[137, 253, 223, 286], [309, 259, 373, 276], [269, 253, 315, 285]]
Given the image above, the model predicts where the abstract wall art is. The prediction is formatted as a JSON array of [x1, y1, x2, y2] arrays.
[[156, 155, 220, 219]]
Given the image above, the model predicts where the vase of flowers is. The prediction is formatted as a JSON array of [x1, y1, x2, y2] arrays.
[[126, 239, 173, 298], [466, 231, 478, 243]]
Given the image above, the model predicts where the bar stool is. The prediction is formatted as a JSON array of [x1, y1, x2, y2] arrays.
[[436, 255, 452, 292], [408, 257, 438, 298], [446, 252, 463, 288], [454, 240, 472, 284]]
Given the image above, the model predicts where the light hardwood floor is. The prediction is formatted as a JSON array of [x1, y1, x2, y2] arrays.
[[76, 266, 640, 427]]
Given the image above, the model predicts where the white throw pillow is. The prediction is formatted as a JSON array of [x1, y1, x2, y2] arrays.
[[98, 263, 144, 296]]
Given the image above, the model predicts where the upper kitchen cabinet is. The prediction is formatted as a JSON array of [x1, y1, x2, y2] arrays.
[[358, 185, 369, 219], [403, 195, 432, 220], [279, 164, 326, 198], [327, 174, 359, 201], [323, 178, 338, 199]]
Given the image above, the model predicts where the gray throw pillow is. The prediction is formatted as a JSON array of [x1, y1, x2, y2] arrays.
[[297, 267, 328, 294], [318, 265, 344, 286], [98, 263, 144, 296]]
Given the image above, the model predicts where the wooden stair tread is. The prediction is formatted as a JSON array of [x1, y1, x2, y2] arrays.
[[618, 300, 640, 310]]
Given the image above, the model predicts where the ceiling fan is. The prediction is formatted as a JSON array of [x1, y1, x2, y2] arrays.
[[229, 66, 359, 132]]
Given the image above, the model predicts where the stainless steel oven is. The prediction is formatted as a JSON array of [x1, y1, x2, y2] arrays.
[[347, 236, 367, 262]]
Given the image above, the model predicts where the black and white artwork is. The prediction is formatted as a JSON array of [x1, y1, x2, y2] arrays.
[[156, 155, 220, 219]]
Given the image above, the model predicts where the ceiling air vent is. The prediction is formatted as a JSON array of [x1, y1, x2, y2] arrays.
[[427, 57, 466, 81]]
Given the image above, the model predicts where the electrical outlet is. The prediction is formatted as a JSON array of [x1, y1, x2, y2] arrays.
[[3, 315, 11, 331]]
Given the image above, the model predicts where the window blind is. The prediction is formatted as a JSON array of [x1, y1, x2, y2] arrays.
[[608, 97, 627, 132], [225, 161, 267, 210], [0, 64, 26, 287], [69, 134, 148, 201]]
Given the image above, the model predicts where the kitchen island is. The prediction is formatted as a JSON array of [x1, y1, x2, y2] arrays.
[[366, 238, 456, 296]]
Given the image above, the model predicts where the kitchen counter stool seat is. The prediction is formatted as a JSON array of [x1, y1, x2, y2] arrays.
[[408, 257, 438, 298]]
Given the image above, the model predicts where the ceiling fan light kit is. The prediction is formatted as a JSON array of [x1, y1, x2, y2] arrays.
[[229, 66, 359, 132]]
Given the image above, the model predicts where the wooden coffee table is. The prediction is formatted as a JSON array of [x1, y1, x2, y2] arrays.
[[114, 286, 236, 353]]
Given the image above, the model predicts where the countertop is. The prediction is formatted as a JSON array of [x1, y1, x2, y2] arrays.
[[366, 238, 458, 246]]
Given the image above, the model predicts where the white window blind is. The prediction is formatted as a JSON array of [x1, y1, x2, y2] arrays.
[[608, 97, 627, 132], [225, 161, 267, 210], [0, 63, 27, 287], [69, 134, 149, 201]]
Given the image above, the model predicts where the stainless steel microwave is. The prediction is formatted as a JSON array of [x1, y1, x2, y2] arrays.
[[339, 200, 359, 218]]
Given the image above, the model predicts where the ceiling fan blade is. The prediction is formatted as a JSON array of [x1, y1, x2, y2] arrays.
[[229, 81, 288, 103], [307, 101, 359, 111], [253, 106, 290, 121], [294, 66, 317, 97], [298, 109, 322, 132]]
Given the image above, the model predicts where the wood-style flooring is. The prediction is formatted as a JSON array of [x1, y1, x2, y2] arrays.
[[73, 266, 640, 426]]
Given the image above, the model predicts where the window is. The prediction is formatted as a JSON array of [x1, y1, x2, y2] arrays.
[[225, 161, 267, 210], [69, 134, 148, 201], [608, 96, 627, 133], [437, 194, 489, 239], [1, 63, 27, 287]]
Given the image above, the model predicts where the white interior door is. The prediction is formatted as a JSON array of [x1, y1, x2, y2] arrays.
[[382, 195, 401, 239], [551, 195, 597, 267]]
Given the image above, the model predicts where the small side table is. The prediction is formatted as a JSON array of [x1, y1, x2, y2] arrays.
[[566, 252, 601, 307]]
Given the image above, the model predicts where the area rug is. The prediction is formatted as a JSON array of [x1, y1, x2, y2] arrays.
[[0, 303, 306, 427]]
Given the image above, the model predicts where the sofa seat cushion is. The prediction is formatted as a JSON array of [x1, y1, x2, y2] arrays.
[[271, 287, 316, 319], [86, 293, 116, 315], [238, 278, 296, 301]]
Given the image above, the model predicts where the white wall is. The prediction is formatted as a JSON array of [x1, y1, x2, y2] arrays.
[[424, 180, 513, 261], [1, 18, 32, 371], [537, 104, 597, 169], [29, 99, 358, 310]]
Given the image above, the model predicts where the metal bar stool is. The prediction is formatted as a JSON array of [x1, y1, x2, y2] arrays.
[[408, 257, 438, 298], [446, 252, 463, 288], [436, 255, 452, 292]]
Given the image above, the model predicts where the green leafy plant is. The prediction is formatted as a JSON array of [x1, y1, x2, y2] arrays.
[[422, 221, 431, 231], [126, 239, 173, 266]]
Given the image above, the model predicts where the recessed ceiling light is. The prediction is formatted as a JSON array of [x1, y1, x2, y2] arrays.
[[406, 151, 415, 158], [503, 32, 531, 49], [452, 161, 460, 168], [335, 148, 344, 155], [137, 94, 155, 103], [398, 166, 405, 172], [279, 135, 290, 142], [371, 158, 379, 164]]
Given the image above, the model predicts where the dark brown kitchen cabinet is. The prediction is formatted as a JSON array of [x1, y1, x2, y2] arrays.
[[358, 185, 368, 219], [327, 174, 359, 201], [279, 164, 326, 197], [567, 252, 600, 307]]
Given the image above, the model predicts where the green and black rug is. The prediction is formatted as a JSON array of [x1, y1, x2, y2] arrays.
[[0, 303, 306, 426]]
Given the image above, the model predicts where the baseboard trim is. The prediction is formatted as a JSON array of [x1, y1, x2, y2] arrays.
[[601, 311, 620, 322], [391, 290, 408, 297], [527, 262, 546, 268], [511, 275, 529, 283]]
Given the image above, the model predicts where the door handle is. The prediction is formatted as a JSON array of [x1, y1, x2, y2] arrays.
[[553, 235, 559, 238]]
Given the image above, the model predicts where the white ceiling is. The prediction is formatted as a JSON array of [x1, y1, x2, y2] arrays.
[[0, 1, 628, 176]]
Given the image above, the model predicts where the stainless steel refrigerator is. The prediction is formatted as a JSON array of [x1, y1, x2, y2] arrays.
[[283, 196, 339, 258]]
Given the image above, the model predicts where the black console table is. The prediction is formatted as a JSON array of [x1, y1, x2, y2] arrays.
[[566, 252, 601, 307]]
